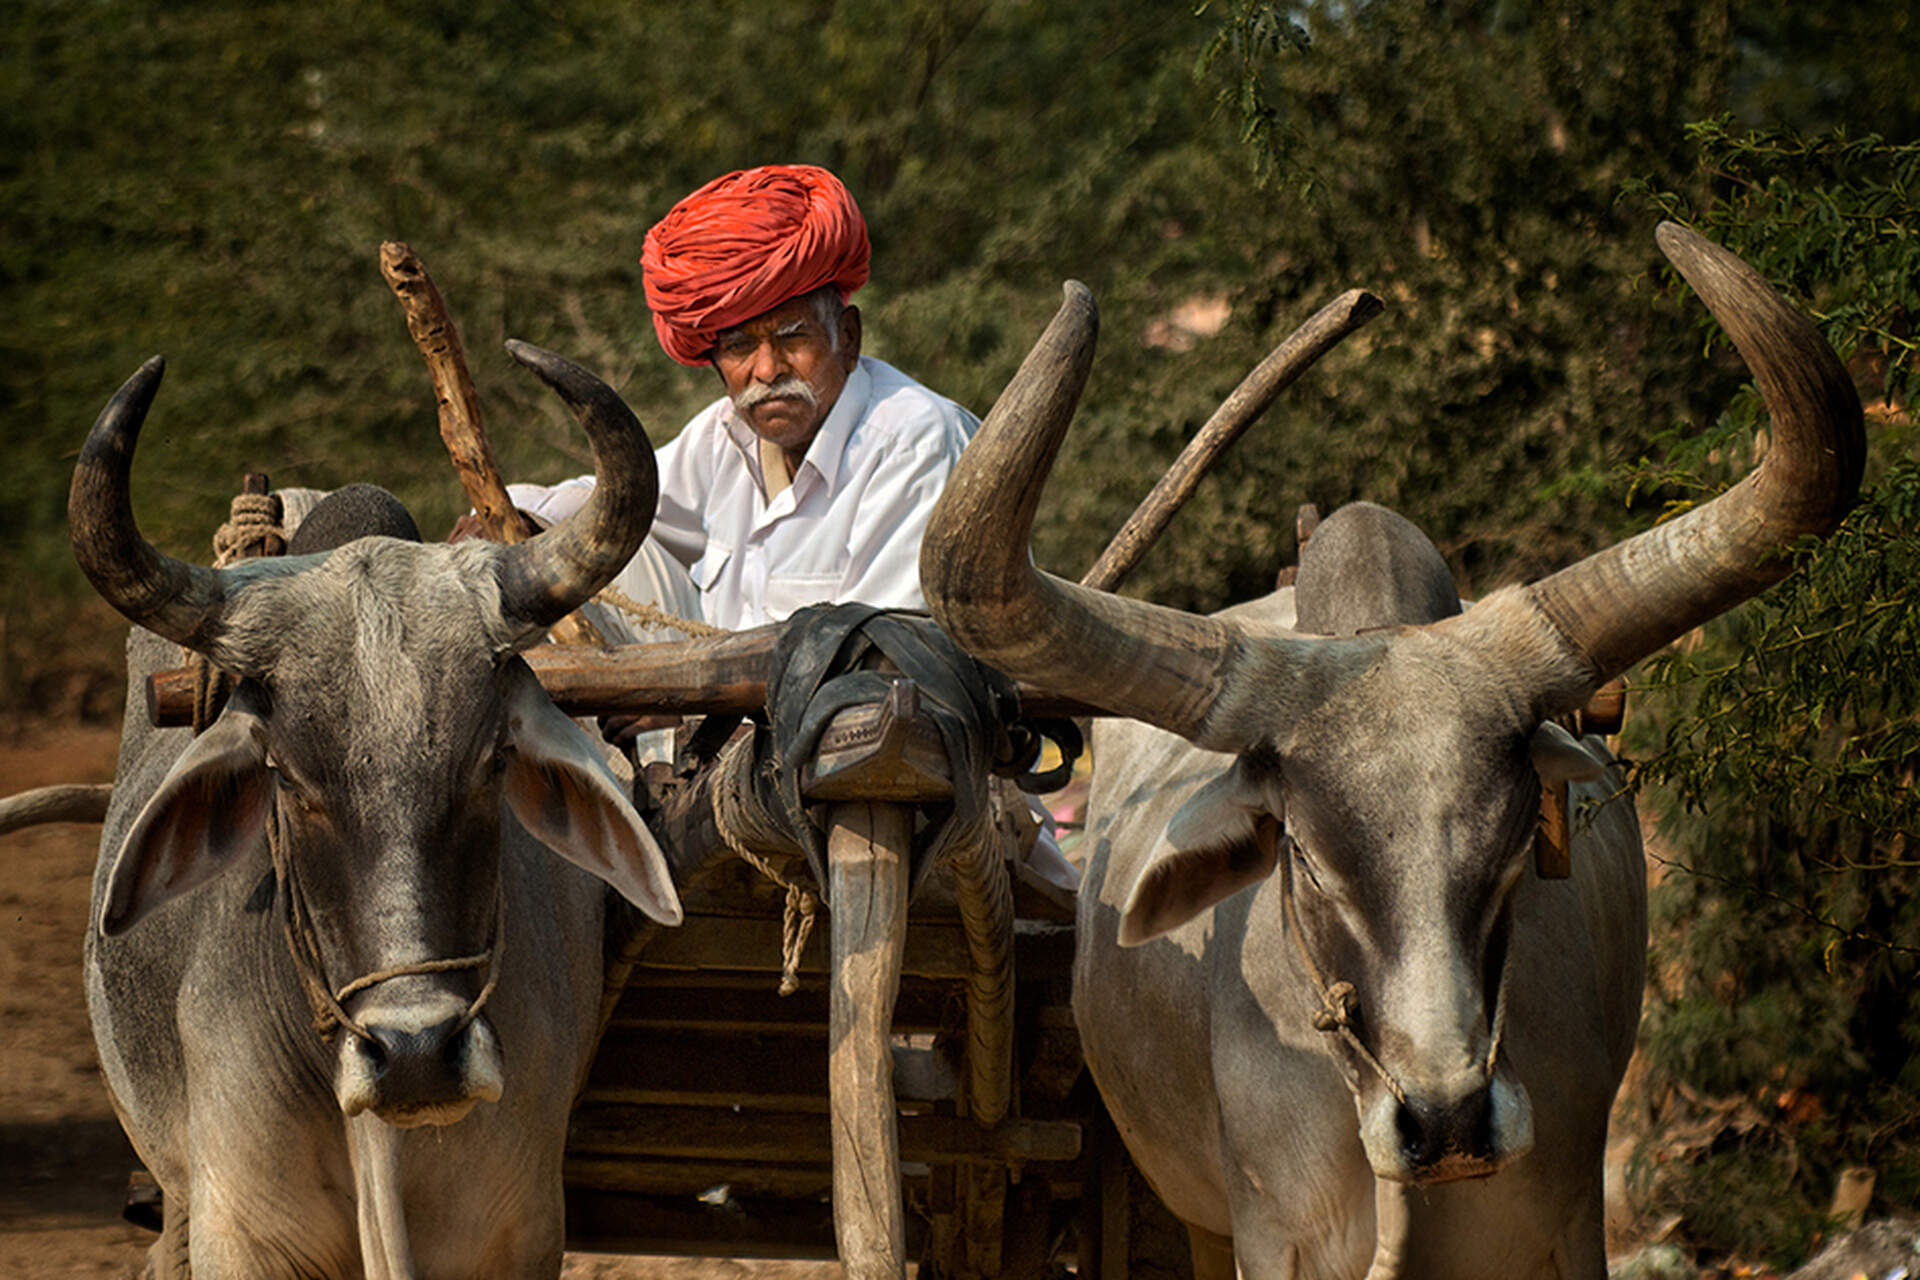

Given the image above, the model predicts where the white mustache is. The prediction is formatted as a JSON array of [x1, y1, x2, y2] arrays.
[[734, 377, 818, 414]]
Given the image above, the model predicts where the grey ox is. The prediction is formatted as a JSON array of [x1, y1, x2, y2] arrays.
[[921, 224, 1863, 1279], [72, 343, 683, 1278]]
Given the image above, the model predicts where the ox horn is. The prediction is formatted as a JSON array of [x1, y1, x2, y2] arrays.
[[920, 284, 1250, 743], [1522, 222, 1865, 698], [495, 341, 658, 631], [69, 357, 258, 655]]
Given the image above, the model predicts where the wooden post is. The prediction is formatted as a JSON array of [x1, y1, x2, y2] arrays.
[[827, 800, 912, 1279]]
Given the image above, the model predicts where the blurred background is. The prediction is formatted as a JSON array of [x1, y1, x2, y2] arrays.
[[3, 1, 1916, 1271]]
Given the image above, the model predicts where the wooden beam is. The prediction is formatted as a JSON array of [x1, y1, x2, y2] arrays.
[[144, 630, 1108, 726], [1082, 288, 1384, 592], [579, 1033, 958, 1110], [565, 1102, 1082, 1166], [564, 1157, 832, 1200], [603, 974, 966, 1037]]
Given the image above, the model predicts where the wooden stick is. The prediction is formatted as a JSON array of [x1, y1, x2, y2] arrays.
[[827, 801, 913, 1279], [380, 241, 601, 645], [379, 242, 534, 544], [1081, 288, 1384, 593]]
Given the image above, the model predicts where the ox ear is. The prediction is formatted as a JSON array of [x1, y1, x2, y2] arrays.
[[500, 662, 683, 927], [1530, 721, 1609, 786], [1120, 762, 1282, 946], [101, 685, 272, 937]]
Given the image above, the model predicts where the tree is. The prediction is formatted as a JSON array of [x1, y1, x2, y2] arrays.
[[1622, 124, 1920, 1267]]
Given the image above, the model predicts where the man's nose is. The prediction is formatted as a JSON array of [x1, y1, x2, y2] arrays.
[[750, 340, 787, 384]]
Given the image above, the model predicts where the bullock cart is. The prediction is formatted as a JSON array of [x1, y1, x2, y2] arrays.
[[121, 265, 1388, 1276]]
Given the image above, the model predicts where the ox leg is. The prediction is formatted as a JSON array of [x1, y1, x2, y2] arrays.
[[828, 800, 912, 1280]]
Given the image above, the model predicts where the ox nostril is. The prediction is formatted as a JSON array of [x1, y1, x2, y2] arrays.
[[358, 1016, 466, 1100], [352, 1033, 389, 1073], [1395, 1087, 1494, 1172]]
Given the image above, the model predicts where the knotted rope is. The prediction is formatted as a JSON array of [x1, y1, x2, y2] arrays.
[[707, 732, 818, 995], [269, 800, 506, 1043], [1280, 828, 1520, 1107], [1279, 832, 1408, 1108], [188, 489, 288, 732]]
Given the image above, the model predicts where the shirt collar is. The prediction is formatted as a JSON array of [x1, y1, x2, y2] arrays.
[[721, 358, 872, 496]]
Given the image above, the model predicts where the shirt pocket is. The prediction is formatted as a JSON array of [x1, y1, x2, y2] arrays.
[[762, 572, 841, 622], [689, 541, 734, 596]]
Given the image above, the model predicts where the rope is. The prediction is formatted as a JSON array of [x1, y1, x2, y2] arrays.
[[1280, 827, 1521, 1105], [269, 801, 506, 1042], [707, 733, 817, 995], [1279, 832, 1408, 1108], [593, 584, 728, 638], [186, 489, 288, 733], [212, 491, 284, 567]]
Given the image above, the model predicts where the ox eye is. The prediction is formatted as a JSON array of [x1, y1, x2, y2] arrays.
[[268, 764, 322, 816]]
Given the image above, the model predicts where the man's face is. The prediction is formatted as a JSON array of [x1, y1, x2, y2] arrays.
[[711, 294, 861, 456]]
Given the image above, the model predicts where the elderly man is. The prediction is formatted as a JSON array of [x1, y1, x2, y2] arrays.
[[509, 163, 977, 631], [510, 164, 1076, 894]]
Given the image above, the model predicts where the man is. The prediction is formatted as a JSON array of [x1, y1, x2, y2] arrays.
[[512, 164, 1076, 895], [509, 163, 978, 631]]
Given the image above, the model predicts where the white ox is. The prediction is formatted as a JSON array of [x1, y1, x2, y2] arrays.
[[72, 344, 682, 1277], [921, 224, 1863, 1278]]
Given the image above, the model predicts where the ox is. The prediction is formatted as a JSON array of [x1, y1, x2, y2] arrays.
[[921, 224, 1863, 1278], [73, 343, 683, 1277]]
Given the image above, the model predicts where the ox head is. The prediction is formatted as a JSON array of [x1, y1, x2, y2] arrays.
[[921, 225, 1863, 1183], [71, 342, 683, 1128]]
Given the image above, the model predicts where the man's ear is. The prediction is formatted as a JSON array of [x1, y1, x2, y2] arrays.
[[100, 684, 273, 936], [839, 304, 862, 369], [1118, 760, 1282, 946]]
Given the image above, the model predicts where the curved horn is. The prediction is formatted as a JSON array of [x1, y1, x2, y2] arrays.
[[1524, 222, 1865, 694], [496, 341, 658, 630], [69, 358, 237, 652], [920, 284, 1245, 742]]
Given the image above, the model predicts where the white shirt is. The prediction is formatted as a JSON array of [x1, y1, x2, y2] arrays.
[[511, 356, 978, 632]]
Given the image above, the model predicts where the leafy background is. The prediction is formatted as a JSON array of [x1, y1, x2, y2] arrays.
[[4, 0, 1916, 1269]]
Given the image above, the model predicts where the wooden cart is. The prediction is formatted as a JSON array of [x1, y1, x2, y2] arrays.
[[555, 657, 1156, 1278]]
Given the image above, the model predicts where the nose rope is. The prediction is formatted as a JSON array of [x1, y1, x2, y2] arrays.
[[1279, 838, 1408, 1108], [1282, 831, 1517, 1102], [1483, 907, 1518, 1077], [270, 803, 506, 1043]]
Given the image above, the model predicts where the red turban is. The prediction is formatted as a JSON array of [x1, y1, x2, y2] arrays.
[[641, 164, 871, 367]]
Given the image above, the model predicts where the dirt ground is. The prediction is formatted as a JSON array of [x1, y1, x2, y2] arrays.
[[0, 714, 839, 1279]]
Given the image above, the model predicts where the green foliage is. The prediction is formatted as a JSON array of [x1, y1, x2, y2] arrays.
[[1624, 127, 1920, 1267]]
